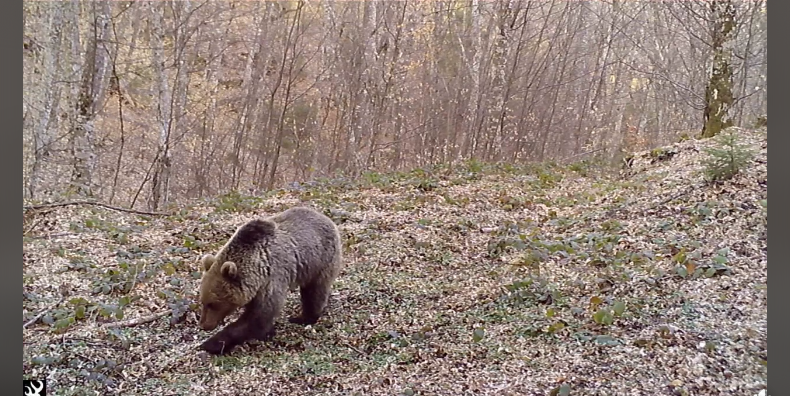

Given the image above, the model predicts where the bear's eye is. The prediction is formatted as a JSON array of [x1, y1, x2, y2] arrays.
[[205, 303, 215, 310]]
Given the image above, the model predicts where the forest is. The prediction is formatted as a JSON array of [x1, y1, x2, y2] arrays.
[[22, 0, 766, 208]]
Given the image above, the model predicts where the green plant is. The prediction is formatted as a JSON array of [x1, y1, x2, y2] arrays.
[[702, 127, 755, 182], [90, 259, 148, 295], [568, 160, 591, 176], [497, 191, 531, 211], [411, 176, 439, 192], [464, 158, 485, 174], [39, 296, 139, 333], [181, 234, 204, 249], [649, 147, 677, 163], [361, 171, 392, 188], [212, 190, 264, 213], [156, 288, 196, 325], [534, 166, 562, 188], [590, 298, 626, 327], [487, 235, 527, 259], [472, 327, 485, 342]]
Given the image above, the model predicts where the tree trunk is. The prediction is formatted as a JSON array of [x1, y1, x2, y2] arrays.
[[69, 0, 110, 197], [701, 0, 736, 138], [28, 2, 65, 198], [150, 1, 173, 210], [460, 0, 482, 160], [195, 14, 229, 198], [266, 1, 304, 190]]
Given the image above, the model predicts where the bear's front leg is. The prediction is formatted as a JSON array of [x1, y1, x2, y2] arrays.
[[246, 283, 287, 341], [200, 329, 240, 355], [199, 317, 252, 355], [200, 293, 264, 355], [199, 286, 285, 355]]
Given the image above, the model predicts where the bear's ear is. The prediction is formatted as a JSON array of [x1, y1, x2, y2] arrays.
[[220, 261, 238, 279], [201, 254, 216, 271]]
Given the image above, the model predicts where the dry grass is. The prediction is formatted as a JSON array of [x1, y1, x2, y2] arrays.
[[23, 128, 767, 396]]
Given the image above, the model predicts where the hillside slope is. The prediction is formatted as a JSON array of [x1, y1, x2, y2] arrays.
[[23, 128, 767, 396]]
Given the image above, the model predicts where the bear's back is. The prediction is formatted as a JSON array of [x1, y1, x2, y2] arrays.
[[269, 207, 341, 276], [272, 207, 338, 242]]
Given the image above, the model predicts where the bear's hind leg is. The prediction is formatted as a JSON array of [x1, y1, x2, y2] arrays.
[[289, 280, 332, 325]]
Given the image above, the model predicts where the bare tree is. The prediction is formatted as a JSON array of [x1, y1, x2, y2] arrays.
[[145, 1, 172, 210], [69, 0, 111, 197], [701, 0, 736, 138], [264, 0, 308, 190], [22, 0, 767, 204], [27, 2, 65, 198]]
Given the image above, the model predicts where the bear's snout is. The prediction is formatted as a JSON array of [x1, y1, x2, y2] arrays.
[[198, 310, 219, 331], [198, 310, 227, 331], [200, 320, 218, 331]]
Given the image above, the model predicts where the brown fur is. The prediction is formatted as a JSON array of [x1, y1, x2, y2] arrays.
[[197, 206, 343, 355]]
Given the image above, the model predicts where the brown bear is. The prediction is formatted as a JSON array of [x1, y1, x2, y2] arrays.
[[197, 206, 343, 355]]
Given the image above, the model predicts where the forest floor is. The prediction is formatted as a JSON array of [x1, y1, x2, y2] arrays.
[[23, 128, 767, 396]]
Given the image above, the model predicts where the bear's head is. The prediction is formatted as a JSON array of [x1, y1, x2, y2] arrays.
[[197, 218, 277, 331], [197, 253, 245, 331]]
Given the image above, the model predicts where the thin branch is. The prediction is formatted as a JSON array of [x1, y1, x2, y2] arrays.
[[23, 219, 44, 236], [23, 200, 169, 216], [28, 232, 77, 240], [342, 341, 365, 355], [23, 297, 65, 329], [559, 147, 607, 164], [606, 184, 699, 217], [644, 185, 697, 212], [104, 310, 172, 329]]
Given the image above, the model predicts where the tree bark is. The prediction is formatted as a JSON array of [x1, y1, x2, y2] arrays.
[[69, 0, 111, 197], [701, 0, 736, 138], [28, 2, 65, 198], [150, 1, 173, 210]]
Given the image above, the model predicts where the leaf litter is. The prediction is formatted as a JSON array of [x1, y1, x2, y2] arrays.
[[23, 128, 767, 395]]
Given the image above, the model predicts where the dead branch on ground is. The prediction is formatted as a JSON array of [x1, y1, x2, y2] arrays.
[[23, 200, 169, 216]]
